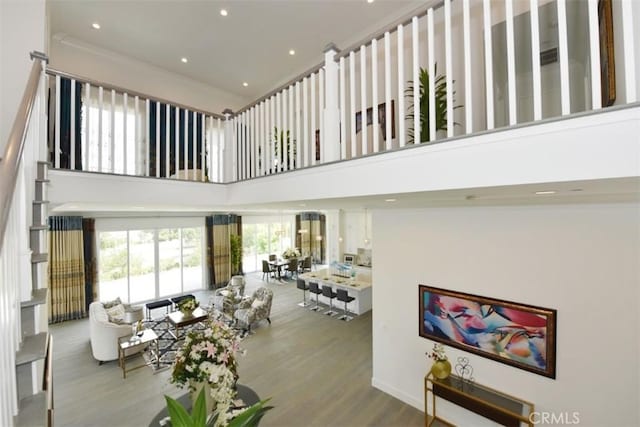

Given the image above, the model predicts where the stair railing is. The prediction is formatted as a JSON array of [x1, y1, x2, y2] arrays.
[[0, 52, 47, 425]]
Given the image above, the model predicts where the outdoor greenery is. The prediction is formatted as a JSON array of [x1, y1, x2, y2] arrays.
[[99, 228, 202, 282]]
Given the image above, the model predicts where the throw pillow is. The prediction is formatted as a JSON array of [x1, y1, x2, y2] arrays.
[[105, 303, 125, 323], [251, 299, 264, 310], [102, 297, 122, 309]]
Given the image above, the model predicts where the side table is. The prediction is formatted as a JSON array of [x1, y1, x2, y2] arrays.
[[425, 373, 534, 426], [118, 329, 160, 379]]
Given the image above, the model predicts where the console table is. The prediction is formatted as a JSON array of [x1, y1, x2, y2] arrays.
[[424, 374, 534, 426]]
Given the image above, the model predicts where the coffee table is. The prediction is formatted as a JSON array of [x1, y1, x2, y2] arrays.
[[118, 329, 160, 379], [166, 307, 208, 339]]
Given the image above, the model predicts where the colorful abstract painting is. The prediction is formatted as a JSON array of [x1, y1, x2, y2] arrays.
[[419, 285, 556, 378]]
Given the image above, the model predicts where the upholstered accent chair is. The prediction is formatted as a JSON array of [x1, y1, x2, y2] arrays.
[[89, 301, 141, 363], [233, 287, 273, 331], [211, 276, 245, 319]]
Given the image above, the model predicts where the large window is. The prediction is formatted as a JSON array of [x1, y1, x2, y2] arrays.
[[242, 217, 294, 272], [98, 225, 204, 303]]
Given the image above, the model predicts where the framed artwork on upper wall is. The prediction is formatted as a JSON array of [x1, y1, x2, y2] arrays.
[[355, 100, 396, 141], [599, 0, 616, 106], [419, 285, 557, 378]]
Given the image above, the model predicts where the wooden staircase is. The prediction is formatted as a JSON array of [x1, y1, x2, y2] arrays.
[[14, 160, 52, 427]]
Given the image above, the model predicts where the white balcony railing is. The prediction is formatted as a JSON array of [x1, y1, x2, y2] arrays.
[[230, 0, 637, 181], [47, 69, 227, 183], [49, 0, 638, 183]]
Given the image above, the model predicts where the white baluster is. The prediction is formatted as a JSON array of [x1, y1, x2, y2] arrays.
[[587, 0, 602, 110], [557, 0, 570, 115], [372, 38, 379, 152], [428, 9, 436, 141], [483, 1, 495, 130], [339, 56, 347, 159], [360, 45, 368, 155], [311, 73, 316, 166], [463, 0, 473, 133], [412, 16, 420, 144], [123, 93, 128, 174], [384, 32, 392, 150], [621, 0, 636, 103], [398, 24, 406, 147], [349, 51, 356, 158], [505, 0, 517, 125], [530, 0, 542, 121], [70, 78, 76, 169], [55, 75, 61, 168]]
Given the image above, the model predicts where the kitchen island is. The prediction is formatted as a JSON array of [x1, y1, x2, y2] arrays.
[[299, 268, 372, 314]]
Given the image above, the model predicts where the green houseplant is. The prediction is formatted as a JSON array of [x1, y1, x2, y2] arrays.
[[229, 234, 243, 276], [406, 64, 461, 144], [272, 127, 296, 170], [165, 389, 273, 427]]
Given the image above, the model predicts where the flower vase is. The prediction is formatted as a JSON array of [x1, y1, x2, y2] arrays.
[[181, 309, 194, 317], [189, 380, 215, 415], [431, 359, 452, 380]]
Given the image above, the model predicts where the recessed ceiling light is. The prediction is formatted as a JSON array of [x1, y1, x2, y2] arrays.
[[367, 0, 375, 3], [535, 190, 557, 195], [299, 203, 306, 207], [242, 82, 248, 87], [289, 49, 296, 56], [92, 22, 101, 30], [570, 188, 583, 192], [384, 198, 396, 202], [181, 57, 188, 63], [220, 9, 228, 16]]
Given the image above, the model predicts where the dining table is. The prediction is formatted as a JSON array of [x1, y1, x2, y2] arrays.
[[269, 258, 292, 280]]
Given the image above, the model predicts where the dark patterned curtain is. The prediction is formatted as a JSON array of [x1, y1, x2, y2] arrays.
[[49, 216, 86, 323], [50, 77, 83, 170], [206, 215, 230, 288], [82, 218, 97, 311]]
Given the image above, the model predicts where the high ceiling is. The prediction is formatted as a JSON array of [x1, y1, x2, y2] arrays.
[[48, 0, 425, 101]]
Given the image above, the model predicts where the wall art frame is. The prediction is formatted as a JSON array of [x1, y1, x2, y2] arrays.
[[419, 285, 557, 378]]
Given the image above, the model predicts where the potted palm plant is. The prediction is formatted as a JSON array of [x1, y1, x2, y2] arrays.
[[406, 64, 462, 144], [272, 127, 296, 171]]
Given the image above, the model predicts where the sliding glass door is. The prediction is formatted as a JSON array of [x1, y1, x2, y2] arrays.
[[98, 226, 204, 303], [242, 217, 294, 272]]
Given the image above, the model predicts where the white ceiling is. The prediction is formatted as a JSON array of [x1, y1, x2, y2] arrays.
[[48, 0, 425, 101]]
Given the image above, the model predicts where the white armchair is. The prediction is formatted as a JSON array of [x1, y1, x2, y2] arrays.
[[89, 302, 135, 364]]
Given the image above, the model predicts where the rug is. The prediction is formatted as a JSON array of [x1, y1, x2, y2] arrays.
[[142, 317, 248, 374]]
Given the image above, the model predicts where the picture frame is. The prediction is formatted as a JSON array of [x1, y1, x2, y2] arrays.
[[599, 0, 616, 106], [355, 100, 395, 140], [419, 285, 557, 378]]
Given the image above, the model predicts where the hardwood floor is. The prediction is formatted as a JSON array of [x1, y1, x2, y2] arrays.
[[49, 273, 424, 426]]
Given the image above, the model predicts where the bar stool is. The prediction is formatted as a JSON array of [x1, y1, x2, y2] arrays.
[[321, 285, 338, 316], [336, 289, 356, 321], [308, 282, 322, 312], [296, 278, 310, 307]]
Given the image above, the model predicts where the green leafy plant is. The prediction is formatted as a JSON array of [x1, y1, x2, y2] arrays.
[[272, 127, 296, 170], [229, 234, 243, 275], [405, 64, 462, 144], [165, 389, 273, 427]]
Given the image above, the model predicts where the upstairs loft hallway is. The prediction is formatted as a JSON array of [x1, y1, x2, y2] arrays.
[[45, 0, 640, 214]]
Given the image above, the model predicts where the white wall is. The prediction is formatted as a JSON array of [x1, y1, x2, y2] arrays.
[[371, 203, 640, 426], [49, 35, 249, 115], [341, 209, 372, 257], [0, 0, 46, 153]]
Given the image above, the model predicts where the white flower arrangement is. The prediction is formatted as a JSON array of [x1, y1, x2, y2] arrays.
[[427, 343, 448, 362], [282, 248, 300, 259], [170, 319, 242, 426]]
